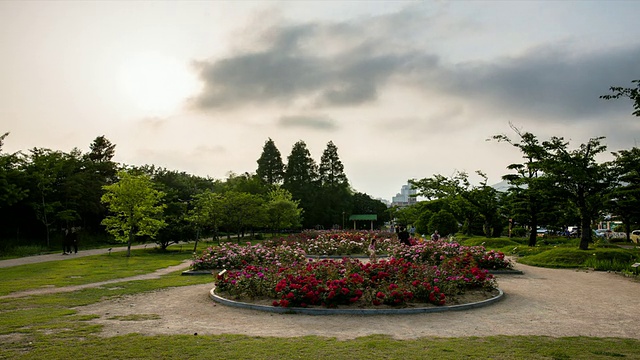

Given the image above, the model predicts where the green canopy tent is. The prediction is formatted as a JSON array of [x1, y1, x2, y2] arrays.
[[348, 214, 378, 230]]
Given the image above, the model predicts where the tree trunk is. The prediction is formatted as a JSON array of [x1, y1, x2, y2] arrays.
[[192, 228, 199, 253], [41, 193, 50, 247], [127, 230, 133, 257], [528, 215, 538, 247], [579, 219, 591, 250]]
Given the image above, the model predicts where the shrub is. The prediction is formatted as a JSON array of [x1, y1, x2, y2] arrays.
[[428, 210, 458, 237]]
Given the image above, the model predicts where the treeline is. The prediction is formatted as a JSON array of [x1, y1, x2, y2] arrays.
[[0, 133, 389, 250], [390, 126, 640, 250]]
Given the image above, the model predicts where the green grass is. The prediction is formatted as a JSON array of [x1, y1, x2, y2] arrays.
[[2, 334, 639, 359], [461, 237, 522, 249], [0, 248, 193, 296], [2, 242, 640, 359], [517, 247, 639, 269]]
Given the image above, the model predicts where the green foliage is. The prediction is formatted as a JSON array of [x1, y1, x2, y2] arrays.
[[265, 187, 302, 232], [221, 191, 264, 240], [428, 210, 458, 237], [461, 238, 521, 249], [256, 138, 285, 185], [542, 136, 610, 250], [517, 247, 639, 269], [101, 170, 167, 255], [601, 79, 640, 117]]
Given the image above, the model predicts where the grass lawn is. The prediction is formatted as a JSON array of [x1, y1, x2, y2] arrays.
[[1, 244, 639, 359]]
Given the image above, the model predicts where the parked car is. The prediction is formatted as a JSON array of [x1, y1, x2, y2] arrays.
[[594, 229, 612, 238], [536, 228, 548, 237], [631, 230, 640, 244]]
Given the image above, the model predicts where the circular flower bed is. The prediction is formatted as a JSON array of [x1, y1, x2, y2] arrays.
[[192, 231, 511, 309]]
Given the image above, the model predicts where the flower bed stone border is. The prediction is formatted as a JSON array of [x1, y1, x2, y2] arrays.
[[209, 286, 504, 315]]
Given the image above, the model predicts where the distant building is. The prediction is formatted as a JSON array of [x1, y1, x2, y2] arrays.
[[391, 183, 417, 207]]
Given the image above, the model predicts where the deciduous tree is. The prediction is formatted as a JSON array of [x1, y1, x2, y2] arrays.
[[601, 79, 640, 117], [542, 137, 611, 250], [101, 170, 166, 256]]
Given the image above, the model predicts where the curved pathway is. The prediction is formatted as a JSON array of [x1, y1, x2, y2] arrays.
[[3, 251, 639, 339], [76, 262, 640, 339]]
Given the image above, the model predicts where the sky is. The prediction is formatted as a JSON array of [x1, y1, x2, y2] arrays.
[[1, 1, 639, 202]]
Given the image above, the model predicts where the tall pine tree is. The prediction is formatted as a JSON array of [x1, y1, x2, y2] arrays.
[[283, 141, 319, 228], [318, 141, 348, 188], [317, 141, 351, 228], [256, 138, 285, 185]]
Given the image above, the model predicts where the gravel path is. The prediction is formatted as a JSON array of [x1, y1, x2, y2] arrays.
[[74, 262, 640, 339]]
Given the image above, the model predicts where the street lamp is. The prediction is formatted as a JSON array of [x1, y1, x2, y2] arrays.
[[342, 211, 345, 230]]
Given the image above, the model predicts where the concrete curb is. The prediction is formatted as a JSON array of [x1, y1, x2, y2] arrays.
[[182, 270, 212, 276], [185, 267, 522, 276], [209, 287, 504, 315]]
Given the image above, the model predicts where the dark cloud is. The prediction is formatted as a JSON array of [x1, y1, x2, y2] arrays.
[[435, 45, 640, 122], [190, 9, 433, 110], [190, 4, 639, 136], [278, 115, 336, 130]]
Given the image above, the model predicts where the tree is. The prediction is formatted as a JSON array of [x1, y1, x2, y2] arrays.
[[467, 171, 502, 238], [317, 141, 351, 228], [188, 190, 224, 248], [608, 147, 640, 241], [318, 141, 348, 188], [410, 171, 480, 236], [542, 137, 611, 250], [256, 138, 285, 185], [428, 210, 458, 238], [224, 172, 269, 195], [0, 132, 27, 210], [152, 169, 206, 250], [88, 135, 116, 163], [601, 79, 640, 117], [491, 125, 550, 246], [220, 191, 264, 242], [25, 148, 68, 247], [101, 170, 166, 256], [283, 141, 319, 228], [350, 192, 390, 229], [265, 187, 302, 234]]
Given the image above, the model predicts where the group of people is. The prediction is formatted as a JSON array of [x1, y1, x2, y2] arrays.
[[367, 225, 442, 263], [62, 227, 79, 255], [392, 224, 441, 244]]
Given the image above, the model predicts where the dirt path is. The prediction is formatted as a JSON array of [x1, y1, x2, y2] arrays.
[[74, 263, 640, 340]]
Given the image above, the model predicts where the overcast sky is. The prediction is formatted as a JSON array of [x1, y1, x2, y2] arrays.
[[1, 1, 639, 201]]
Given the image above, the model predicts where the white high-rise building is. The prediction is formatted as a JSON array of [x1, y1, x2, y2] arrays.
[[391, 183, 417, 207]]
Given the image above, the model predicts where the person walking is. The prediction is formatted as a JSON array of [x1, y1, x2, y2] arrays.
[[368, 238, 377, 263], [70, 227, 79, 254], [398, 227, 411, 246]]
